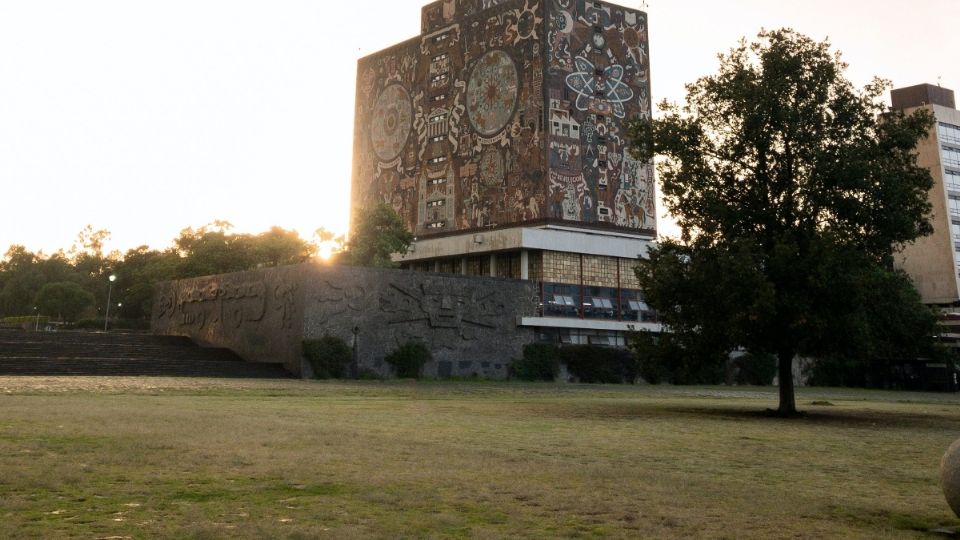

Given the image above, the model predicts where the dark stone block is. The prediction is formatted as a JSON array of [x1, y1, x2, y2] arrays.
[[152, 263, 538, 378]]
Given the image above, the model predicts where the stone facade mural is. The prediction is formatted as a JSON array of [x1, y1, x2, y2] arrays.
[[153, 263, 538, 379], [152, 266, 304, 374], [352, 0, 654, 238], [545, 0, 655, 229]]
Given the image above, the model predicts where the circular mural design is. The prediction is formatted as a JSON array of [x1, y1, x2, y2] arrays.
[[466, 50, 518, 137], [370, 84, 412, 162]]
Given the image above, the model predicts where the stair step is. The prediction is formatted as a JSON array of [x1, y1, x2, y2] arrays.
[[0, 330, 291, 378]]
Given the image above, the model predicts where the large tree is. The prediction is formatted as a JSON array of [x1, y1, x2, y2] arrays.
[[343, 203, 413, 268], [34, 281, 95, 322], [628, 29, 936, 415]]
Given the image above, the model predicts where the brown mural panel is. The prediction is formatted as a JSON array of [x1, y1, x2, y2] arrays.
[[352, 0, 655, 238]]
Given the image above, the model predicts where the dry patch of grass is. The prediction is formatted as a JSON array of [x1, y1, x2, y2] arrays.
[[0, 377, 958, 538]]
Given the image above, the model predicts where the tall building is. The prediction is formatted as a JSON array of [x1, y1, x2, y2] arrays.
[[352, 0, 659, 345], [891, 84, 960, 305]]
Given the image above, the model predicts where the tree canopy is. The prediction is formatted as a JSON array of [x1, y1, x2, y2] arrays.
[[342, 203, 413, 268], [0, 223, 321, 323], [33, 281, 95, 322], [627, 29, 938, 415]]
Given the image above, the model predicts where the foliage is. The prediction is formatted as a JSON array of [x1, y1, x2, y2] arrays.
[[733, 353, 778, 386], [173, 222, 316, 278], [33, 282, 95, 322], [630, 331, 726, 385], [626, 29, 936, 414], [0, 315, 51, 329], [344, 203, 413, 268], [303, 336, 353, 379], [561, 345, 639, 384], [511, 343, 561, 381], [0, 222, 321, 322], [385, 341, 432, 379]]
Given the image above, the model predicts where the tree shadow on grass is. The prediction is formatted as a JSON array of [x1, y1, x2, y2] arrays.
[[656, 404, 960, 431], [530, 401, 960, 431]]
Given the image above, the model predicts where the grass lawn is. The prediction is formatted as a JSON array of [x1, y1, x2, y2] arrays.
[[1, 377, 958, 539]]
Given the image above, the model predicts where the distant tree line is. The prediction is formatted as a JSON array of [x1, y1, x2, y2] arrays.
[[1, 204, 415, 325], [0, 222, 318, 323]]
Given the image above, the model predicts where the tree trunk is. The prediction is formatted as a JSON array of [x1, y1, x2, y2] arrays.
[[777, 349, 798, 416]]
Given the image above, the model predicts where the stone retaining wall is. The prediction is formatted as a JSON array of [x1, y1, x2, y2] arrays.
[[151, 263, 538, 378]]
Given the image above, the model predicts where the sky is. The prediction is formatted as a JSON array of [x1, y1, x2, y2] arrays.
[[0, 0, 957, 255]]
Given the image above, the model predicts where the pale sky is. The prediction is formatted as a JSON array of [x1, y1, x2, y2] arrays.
[[1, 0, 957, 255]]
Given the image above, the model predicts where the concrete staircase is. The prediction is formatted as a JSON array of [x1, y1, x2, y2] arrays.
[[0, 329, 292, 378]]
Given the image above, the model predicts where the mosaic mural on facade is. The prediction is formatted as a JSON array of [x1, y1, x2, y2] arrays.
[[545, 0, 654, 230], [352, 0, 655, 238]]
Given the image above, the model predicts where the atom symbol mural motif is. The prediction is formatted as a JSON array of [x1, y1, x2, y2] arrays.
[[564, 56, 634, 119], [370, 84, 413, 162], [467, 50, 518, 137]]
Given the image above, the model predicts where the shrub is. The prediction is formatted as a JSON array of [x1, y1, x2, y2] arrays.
[[385, 341, 432, 378], [511, 343, 561, 381], [561, 345, 640, 384], [303, 336, 352, 379], [630, 331, 726, 385], [734, 352, 777, 386]]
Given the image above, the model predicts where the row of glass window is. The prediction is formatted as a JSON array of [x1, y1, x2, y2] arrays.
[[535, 327, 628, 347], [946, 169, 960, 193], [943, 146, 960, 169], [940, 122, 960, 146], [539, 283, 657, 322]]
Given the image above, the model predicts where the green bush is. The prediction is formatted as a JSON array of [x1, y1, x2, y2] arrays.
[[303, 336, 352, 379], [511, 343, 561, 381], [734, 352, 777, 386], [385, 341, 432, 379], [561, 345, 639, 384], [630, 331, 726, 385], [0, 315, 50, 326]]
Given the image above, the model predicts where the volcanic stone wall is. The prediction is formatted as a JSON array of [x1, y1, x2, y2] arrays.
[[152, 263, 538, 378]]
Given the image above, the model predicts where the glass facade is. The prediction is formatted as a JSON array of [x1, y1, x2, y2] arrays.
[[538, 282, 656, 322], [940, 122, 960, 146], [944, 146, 960, 169], [950, 196, 960, 218], [946, 170, 960, 193], [536, 327, 627, 347]]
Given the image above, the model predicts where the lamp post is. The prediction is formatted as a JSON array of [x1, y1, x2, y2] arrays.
[[34, 306, 39, 331], [104, 274, 116, 331]]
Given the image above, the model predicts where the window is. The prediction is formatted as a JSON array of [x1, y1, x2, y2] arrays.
[[432, 53, 448, 62], [432, 94, 446, 102], [427, 199, 445, 208], [542, 283, 581, 318], [427, 156, 447, 164], [946, 170, 960, 192], [584, 286, 617, 320], [950, 196, 960, 216], [428, 178, 446, 186], [944, 146, 960, 169], [429, 134, 445, 143], [427, 221, 446, 229], [433, 33, 449, 44], [940, 123, 960, 146], [429, 114, 447, 124]]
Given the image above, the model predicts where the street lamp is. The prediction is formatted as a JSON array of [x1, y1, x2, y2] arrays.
[[104, 274, 116, 331]]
